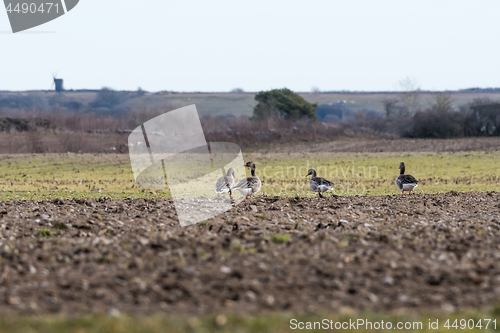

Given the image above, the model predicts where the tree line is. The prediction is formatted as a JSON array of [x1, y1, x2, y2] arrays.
[[252, 88, 500, 139]]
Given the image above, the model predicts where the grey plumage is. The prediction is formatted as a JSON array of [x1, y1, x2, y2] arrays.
[[215, 167, 236, 196], [396, 162, 418, 194], [306, 169, 333, 198], [233, 162, 261, 199]]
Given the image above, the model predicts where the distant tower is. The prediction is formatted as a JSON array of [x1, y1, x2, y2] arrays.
[[53, 77, 64, 92]]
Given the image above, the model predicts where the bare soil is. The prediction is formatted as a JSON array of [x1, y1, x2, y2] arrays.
[[1, 192, 500, 315]]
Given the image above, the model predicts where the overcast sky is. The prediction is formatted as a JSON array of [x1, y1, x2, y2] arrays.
[[1, 1, 499, 92]]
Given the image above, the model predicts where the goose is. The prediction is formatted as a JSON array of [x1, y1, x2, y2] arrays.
[[396, 162, 418, 195], [306, 168, 333, 198], [215, 167, 236, 199], [233, 162, 261, 199]]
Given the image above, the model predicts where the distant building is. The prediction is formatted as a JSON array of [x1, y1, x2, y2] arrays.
[[54, 78, 63, 92]]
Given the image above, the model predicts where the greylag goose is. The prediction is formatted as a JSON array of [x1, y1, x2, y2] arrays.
[[233, 162, 261, 199], [215, 167, 236, 199], [396, 162, 418, 195], [306, 168, 333, 198]]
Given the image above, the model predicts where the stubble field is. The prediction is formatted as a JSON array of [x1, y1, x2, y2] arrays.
[[0, 143, 500, 200]]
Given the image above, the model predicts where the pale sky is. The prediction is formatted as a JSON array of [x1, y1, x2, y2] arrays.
[[1, 1, 499, 92]]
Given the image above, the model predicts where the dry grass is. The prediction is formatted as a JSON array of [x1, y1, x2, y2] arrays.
[[202, 117, 345, 149], [0, 131, 129, 154], [260, 137, 500, 154]]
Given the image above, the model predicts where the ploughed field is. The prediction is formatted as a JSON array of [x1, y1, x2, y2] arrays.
[[1, 191, 499, 315]]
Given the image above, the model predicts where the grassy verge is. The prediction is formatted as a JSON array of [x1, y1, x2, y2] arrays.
[[0, 151, 499, 201], [0, 311, 498, 333]]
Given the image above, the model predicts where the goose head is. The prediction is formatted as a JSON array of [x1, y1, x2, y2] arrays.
[[243, 162, 256, 170], [226, 167, 236, 178], [305, 169, 317, 178], [399, 162, 406, 174]]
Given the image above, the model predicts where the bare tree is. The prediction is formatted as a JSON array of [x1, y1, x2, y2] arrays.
[[398, 76, 421, 115], [431, 92, 453, 113], [382, 98, 400, 118]]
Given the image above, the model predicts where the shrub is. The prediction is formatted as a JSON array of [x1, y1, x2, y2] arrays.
[[253, 88, 317, 121], [0, 95, 45, 109], [201, 116, 343, 148], [345, 110, 389, 134], [90, 88, 123, 109], [57, 130, 89, 152], [461, 99, 500, 136], [25, 123, 47, 153], [405, 108, 463, 139]]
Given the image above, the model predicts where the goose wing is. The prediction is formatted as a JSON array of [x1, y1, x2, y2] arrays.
[[234, 176, 260, 190], [215, 176, 233, 193], [396, 174, 418, 190], [398, 174, 418, 184], [311, 177, 333, 187]]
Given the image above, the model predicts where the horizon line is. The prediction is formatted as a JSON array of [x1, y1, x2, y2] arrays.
[[1, 87, 500, 94]]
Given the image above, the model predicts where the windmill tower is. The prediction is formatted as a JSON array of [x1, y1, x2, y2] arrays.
[[52, 74, 63, 92]]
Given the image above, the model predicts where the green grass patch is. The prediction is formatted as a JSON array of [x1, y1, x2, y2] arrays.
[[271, 234, 290, 244], [53, 222, 68, 230], [249, 150, 500, 197], [37, 228, 55, 238], [0, 311, 498, 333], [0, 151, 499, 201]]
